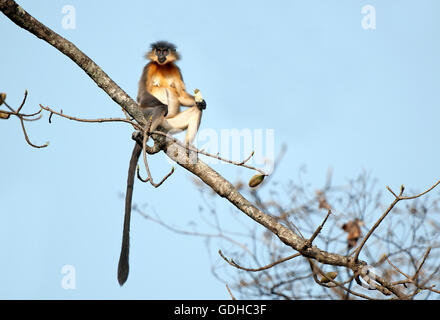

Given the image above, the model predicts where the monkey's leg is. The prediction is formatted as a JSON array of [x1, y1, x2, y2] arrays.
[[162, 106, 202, 140], [162, 107, 202, 159], [118, 141, 142, 286], [183, 107, 202, 146], [142, 105, 168, 133], [150, 87, 181, 118]]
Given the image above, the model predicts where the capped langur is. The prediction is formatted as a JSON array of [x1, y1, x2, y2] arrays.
[[118, 41, 207, 286]]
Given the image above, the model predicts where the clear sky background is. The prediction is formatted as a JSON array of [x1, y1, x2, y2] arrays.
[[1, 0, 439, 299]]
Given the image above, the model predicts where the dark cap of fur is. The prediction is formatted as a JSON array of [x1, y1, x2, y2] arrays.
[[150, 41, 177, 52]]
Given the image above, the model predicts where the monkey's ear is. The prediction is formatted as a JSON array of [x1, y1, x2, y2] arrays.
[[172, 50, 181, 61], [165, 51, 180, 62], [145, 50, 156, 61]]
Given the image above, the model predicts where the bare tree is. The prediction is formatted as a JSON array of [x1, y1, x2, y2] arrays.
[[1, 0, 439, 300], [149, 169, 440, 299]]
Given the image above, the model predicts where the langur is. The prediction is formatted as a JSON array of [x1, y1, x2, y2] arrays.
[[118, 41, 207, 286]]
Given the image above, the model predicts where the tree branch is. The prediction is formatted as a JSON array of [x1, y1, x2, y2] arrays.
[[0, 0, 146, 124]]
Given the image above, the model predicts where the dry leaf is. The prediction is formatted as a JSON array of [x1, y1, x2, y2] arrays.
[[316, 190, 331, 210], [320, 271, 338, 283], [342, 219, 363, 248], [0, 93, 6, 106], [0, 111, 10, 119]]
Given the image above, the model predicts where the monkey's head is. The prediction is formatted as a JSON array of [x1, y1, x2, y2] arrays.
[[146, 41, 180, 65]]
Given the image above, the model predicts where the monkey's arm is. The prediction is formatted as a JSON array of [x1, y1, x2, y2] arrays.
[[138, 90, 167, 109], [117, 141, 142, 286], [176, 67, 206, 109], [178, 90, 196, 107], [137, 64, 168, 109], [178, 90, 206, 110], [137, 64, 169, 127]]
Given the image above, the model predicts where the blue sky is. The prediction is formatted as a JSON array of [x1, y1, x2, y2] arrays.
[[1, 0, 439, 299]]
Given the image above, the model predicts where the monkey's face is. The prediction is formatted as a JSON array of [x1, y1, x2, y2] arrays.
[[147, 47, 178, 65], [155, 47, 169, 64]]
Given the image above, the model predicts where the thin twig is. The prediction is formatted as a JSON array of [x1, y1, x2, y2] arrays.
[[384, 255, 411, 280], [225, 284, 237, 300], [238, 151, 255, 165], [401, 182, 440, 200], [136, 163, 175, 187], [39, 104, 144, 131], [140, 129, 175, 188], [354, 197, 400, 261], [2, 101, 15, 112], [218, 249, 300, 272], [19, 116, 48, 148], [15, 89, 28, 114], [412, 247, 431, 281], [302, 209, 332, 250]]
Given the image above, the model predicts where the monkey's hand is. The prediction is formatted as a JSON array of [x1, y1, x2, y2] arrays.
[[163, 104, 169, 117], [194, 89, 206, 111], [196, 99, 206, 111]]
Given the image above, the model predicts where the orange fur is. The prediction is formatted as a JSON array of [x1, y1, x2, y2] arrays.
[[145, 62, 184, 93]]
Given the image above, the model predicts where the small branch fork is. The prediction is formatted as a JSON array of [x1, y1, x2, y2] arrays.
[[225, 284, 237, 300], [354, 180, 440, 261], [301, 209, 332, 251], [218, 210, 331, 273], [0, 91, 47, 148]]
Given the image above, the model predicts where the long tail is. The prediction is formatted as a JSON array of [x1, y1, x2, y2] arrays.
[[118, 142, 142, 286]]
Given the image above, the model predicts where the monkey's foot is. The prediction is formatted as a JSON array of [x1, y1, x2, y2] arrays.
[[185, 144, 198, 164]]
